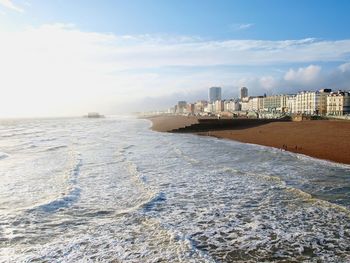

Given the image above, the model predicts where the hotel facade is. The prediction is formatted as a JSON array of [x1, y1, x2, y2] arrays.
[[263, 95, 287, 113], [327, 91, 350, 116], [295, 89, 331, 115]]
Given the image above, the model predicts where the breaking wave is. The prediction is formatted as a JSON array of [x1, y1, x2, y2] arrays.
[[27, 153, 82, 213]]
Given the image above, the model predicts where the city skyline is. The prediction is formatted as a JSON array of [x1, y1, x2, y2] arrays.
[[165, 86, 350, 117], [1, 0, 350, 117]]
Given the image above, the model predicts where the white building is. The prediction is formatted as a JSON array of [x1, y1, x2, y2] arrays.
[[240, 97, 250, 111], [296, 89, 331, 115], [194, 100, 208, 113], [327, 91, 350, 116], [286, 95, 297, 114], [204, 102, 215, 113], [248, 96, 264, 111], [224, 99, 240, 112], [263, 95, 287, 112], [214, 100, 224, 112]]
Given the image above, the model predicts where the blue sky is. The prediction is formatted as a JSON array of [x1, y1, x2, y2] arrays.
[[2, 0, 350, 40], [0, 0, 350, 116]]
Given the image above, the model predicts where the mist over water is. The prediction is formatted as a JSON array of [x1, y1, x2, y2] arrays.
[[0, 117, 350, 262]]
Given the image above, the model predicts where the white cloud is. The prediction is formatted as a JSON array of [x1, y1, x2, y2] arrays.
[[235, 63, 350, 97], [95, 38, 349, 68], [338, 62, 350, 72], [238, 23, 254, 30], [1, 23, 350, 116], [0, 0, 23, 12], [259, 76, 277, 90], [284, 65, 321, 83], [231, 23, 254, 31]]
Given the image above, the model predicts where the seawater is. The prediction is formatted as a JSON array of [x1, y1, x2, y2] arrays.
[[0, 117, 350, 262]]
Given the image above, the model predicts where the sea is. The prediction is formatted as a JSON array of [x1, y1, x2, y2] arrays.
[[0, 116, 350, 262]]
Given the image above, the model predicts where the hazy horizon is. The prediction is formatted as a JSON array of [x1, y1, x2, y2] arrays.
[[1, 0, 350, 117]]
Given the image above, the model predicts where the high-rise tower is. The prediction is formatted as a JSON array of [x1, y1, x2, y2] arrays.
[[240, 87, 248, 99], [208, 87, 222, 102]]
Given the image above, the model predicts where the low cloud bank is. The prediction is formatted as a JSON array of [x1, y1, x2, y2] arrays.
[[0, 24, 350, 116]]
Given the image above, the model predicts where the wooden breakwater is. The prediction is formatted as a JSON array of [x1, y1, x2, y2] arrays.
[[170, 118, 291, 133]]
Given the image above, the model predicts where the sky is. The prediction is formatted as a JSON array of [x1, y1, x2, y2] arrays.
[[0, 0, 350, 117]]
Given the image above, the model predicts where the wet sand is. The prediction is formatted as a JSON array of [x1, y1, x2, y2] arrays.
[[146, 116, 350, 165], [146, 115, 199, 132]]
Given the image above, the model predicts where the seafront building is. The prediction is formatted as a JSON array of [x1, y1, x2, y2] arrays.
[[263, 95, 287, 113], [214, 100, 224, 112], [204, 102, 214, 113], [176, 101, 187, 114], [187, 103, 195, 114], [250, 96, 264, 111], [208, 87, 222, 102], [240, 97, 250, 111], [224, 99, 240, 112], [240, 87, 248, 99], [286, 95, 297, 113], [165, 86, 350, 118], [295, 89, 331, 115], [194, 100, 208, 113], [327, 91, 350, 116], [240, 97, 259, 112]]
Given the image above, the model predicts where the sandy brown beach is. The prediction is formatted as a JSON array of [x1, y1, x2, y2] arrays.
[[147, 116, 350, 165]]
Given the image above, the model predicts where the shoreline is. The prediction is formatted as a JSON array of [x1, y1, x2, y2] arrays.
[[145, 115, 350, 165]]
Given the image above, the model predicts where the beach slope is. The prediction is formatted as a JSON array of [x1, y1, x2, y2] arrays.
[[147, 116, 350, 165]]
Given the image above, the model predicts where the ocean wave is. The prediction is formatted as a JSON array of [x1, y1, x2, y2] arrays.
[[123, 160, 171, 214], [116, 143, 169, 215], [295, 152, 350, 169], [122, 144, 134, 150], [219, 166, 287, 187], [172, 145, 200, 164], [220, 166, 350, 215], [0, 152, 9, 160], [145, 217, 217, 263], [222, 138, 350, 169], [31, 187, 81, 213], [127, 161, 148, 185], [112, 191, 167, 216], [13, 215, 217, 263], [0, 130, 44, 138], [43, 145, 68, 152], [114, 145, 134, 163], [39, 137, 57, 142], [83, 160, 121, 168], [27, 153, 82, 213], [172, 133, 350, 214], [142, 192, 166, 212], [117, 144, 135, 154]]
